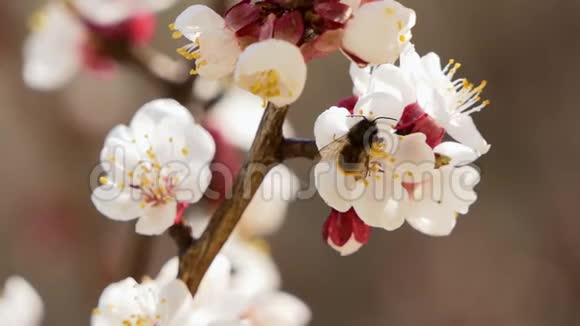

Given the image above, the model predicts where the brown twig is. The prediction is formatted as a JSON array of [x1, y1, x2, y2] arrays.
[[176, 103, 288, 293], [281, 138, 320, 160], [172, 101, 321, 294]]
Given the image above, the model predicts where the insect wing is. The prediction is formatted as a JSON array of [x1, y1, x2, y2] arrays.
[[318, 135, 349, 161]]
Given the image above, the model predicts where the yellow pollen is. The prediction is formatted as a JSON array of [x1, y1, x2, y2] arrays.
[[406, 171, 413, 177], [397, 20, 403, 30], [169, 137, 173, 143], [99, 176, 108, 185], [358, 109, 364, 114], [92, 308, 100, 316], [181, 148, 189, 156], [399, 35, 406, 42], [172, 31, 182, 39], [176, 48, 200, 60], [482, 99, 490, 106], [448, 59, 455, 65], [140, 202, 146, 209], [168, 23, 175, 31], [385, 7, 395, 14], [248, 70, 282, 101], [393, 173, 400, 179], [190, 68, 199, 75], [28, 10, 48, 32], [389, 157, 396, 163], [122, 321, 132, 326], [197, 59, 208, 67], [362, 179, 369, 186]]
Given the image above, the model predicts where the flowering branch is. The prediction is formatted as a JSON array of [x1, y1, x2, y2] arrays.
[[175, 104, 290, 294]]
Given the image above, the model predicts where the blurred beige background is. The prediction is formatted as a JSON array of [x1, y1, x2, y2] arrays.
[[2, 0, 580, 325]]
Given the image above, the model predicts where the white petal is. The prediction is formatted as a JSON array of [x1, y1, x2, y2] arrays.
[[406, 207, 457, 236], [158, 280, 194, 324], [391, 133, 435, 183], [434, 141, 478, 166], [194, 255, 232, 307], [136, 204, 177, 235], [75, 0, 134, 25], [22, 3, 83, 90], [197, 29, 242, 80], [314, 161, 363, 212], [174, 5, 226, 41], [91, 188, 142, 221], [368, 64, 416, 105], [235, 39, 307, 107], [354, 196, 404, 231], [446, 115, 491, 155], [240, 165, 300, 237], [208, 88, 296, 151], [313, 106, 351, 149], [342, 0, 415, 64], [251, 292, 311, 326], [328, 235, 364, 256], [223, 239, 281, 298], [130, 99, 195, 133], [0, 277, 43, 326], [354, 92, 405, 122], [349, 63, 371, 96], [155, 257, 179, 287]]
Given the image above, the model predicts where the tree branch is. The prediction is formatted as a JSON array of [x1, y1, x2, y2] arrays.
[[175, 104, 289, 294], [281, 138, 319, 160]]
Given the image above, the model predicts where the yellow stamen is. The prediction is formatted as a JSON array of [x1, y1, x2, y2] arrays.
[[99, 176, 108, 185], [385, 7, 395, 14]]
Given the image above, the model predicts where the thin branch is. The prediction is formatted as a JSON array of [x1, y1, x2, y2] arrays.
[[281, 138, 320, 160], [175, 104, 289, 294]]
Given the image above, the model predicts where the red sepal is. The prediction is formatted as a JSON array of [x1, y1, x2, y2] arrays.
[[225, 1, 260, 32], [395, 102, 445, 148], [335, 95, 358, 113], [273, 11, 304, 45], [322, 208, 370, 247]]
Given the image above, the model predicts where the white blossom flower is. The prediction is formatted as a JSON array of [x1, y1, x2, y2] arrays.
[[238, 165, 301, 238], [75, 0, 178, 25], [207, 88, 296, 151], [153, 241, 310, 326], [91, 99, 215, 235], [173, 5, 242, 79], [91, 278, 194, 326], [235, 39, 307, 107], [314, 100, 481, 236], [350, 46, 491, 155], [342, 0, 415, 65], [23, 2, 85, 91], [0, 277, 43, 326]]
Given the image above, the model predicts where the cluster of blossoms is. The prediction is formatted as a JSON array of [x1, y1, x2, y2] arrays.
[[14, 0, 491, 323], [92, 240, 309, 326], [23, 0, 176, 90], [171, 0, 415, 106], [316, 45, 489, 255]]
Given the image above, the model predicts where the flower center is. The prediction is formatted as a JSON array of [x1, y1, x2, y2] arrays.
[[170, 25, 209, 75], [443, 59, 490, 117], [248, 69, 284, 106]]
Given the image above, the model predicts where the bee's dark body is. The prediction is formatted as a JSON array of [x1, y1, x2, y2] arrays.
[[338, 119, 378, 175]]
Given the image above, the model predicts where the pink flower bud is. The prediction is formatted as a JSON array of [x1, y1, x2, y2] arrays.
[[396, 102, 445, 148], [322, 208, 370, 256]]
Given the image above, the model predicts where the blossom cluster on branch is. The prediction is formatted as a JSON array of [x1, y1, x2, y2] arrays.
[[7, 0, 492, 324]]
